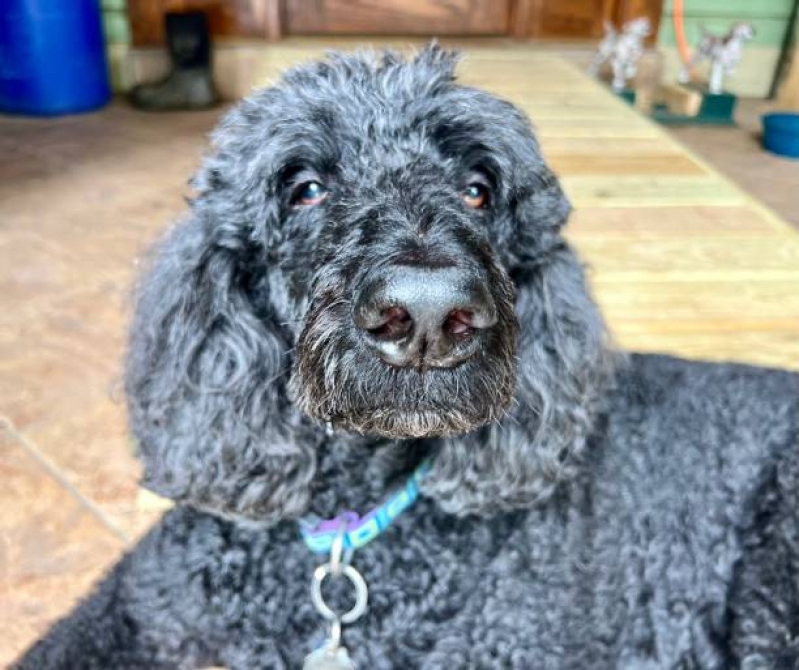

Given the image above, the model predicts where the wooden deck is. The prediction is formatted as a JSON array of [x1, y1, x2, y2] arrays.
[[2, 46, 798, 666]]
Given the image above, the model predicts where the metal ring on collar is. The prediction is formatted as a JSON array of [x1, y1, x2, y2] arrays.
[[310, 562, 369, 624], [330, 518, 347, 575]]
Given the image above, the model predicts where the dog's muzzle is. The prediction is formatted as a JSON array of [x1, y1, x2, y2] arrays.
[[353, 265, 497, 369]]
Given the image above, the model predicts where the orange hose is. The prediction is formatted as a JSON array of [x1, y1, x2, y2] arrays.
[[673, 0, 692, 64]]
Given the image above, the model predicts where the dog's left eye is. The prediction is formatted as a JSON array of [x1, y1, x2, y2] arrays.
[[293, 181, 328, 206], [462, 183, 489, 209]]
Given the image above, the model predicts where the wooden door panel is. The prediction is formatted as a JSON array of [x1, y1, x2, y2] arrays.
[[284, 0, 511, 35], [540, 0, 611, 38], [516, 0, 615, 39], [127, 0, 662, 46], [129, 0, 280, 45]]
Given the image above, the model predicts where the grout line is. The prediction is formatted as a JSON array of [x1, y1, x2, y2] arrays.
[[0, 416, 130, 545]]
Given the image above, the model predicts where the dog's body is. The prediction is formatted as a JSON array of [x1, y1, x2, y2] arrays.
[[14, 48, 799, 670], [18, 355, 799, 669]]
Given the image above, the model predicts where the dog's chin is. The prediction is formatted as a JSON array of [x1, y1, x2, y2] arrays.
[[291, 370, 516, 439], [330, 406, 506, 439]]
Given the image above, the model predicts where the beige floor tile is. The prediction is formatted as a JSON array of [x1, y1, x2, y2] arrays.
[[0, 427, 127, 666]]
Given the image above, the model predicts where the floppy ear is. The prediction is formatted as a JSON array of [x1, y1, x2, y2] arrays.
[[425, 109, 615, 515], [500, 106, 573, 269], [125, 174, 319, 526]]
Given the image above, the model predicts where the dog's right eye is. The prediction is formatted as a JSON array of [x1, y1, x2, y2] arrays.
[[462, 183, 489, 209], [293, 181, 328, 207]]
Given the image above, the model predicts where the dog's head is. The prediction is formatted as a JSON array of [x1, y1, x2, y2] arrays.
[[126, 46, 612, 522]]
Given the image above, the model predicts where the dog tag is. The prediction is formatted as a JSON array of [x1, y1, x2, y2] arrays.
[[303, 643, 356, 670]]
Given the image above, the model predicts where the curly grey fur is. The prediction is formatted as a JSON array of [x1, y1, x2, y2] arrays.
[[13, 46, 799, 670], [124, 45, 612, 523]]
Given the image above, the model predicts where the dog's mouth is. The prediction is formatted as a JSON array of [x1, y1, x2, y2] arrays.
[[293, 364, 516, 438], [317, 361, 517, 438]]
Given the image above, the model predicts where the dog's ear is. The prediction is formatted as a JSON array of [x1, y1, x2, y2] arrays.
[[125, 147, 319, 525], [500, 111, 573, 269]]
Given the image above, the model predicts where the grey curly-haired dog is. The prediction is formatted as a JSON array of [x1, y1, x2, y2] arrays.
[[13, 45, 799, 670]]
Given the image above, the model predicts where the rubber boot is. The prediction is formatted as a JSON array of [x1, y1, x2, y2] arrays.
[[130, 12, 217, 111]]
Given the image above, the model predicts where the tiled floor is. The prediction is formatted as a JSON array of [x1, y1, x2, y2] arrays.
[[0, 104, 224, 664], [2, 48, 798, 666]]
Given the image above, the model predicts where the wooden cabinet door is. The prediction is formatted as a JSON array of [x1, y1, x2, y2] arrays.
[[514, 0, 615, 39], [128, 0, 661, 46], [512, 0, 660, 43], [283, 0, 511, 35]]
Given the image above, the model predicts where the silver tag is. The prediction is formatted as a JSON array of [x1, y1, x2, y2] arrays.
[[303, 643, 356, 670]]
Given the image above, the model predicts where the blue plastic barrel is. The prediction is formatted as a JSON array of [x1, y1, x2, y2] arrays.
[[763, 113, 799, 159], [0, 0, 111, 116]]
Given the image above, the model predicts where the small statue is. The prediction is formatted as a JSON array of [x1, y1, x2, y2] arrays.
[[679, 22, 755, 95], [589, 17, 652, 92]]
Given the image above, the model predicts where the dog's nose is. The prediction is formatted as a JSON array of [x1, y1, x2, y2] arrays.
[[353, 266, 497, 368]]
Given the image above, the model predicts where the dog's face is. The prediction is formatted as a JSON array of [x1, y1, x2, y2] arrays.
[[286, 146, 519, 438], [220, 49, 573, 439], [128, 47, 606, 520], [277, 82, 519, 437], [215, 49, 567, 438]]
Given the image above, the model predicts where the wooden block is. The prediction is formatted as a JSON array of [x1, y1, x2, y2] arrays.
[[660, 83, 703, 117]]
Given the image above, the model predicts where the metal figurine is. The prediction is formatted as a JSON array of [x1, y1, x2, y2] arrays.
[[589, 17, 652, 92], [679, 22, 755, 95]]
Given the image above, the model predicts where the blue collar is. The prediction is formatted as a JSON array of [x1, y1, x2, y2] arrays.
[[298, 458, 433, 553]]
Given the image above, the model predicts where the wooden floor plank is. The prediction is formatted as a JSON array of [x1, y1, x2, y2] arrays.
[[537, 126, 663, 139], [593, 279, 799, 322], [567, 206, 790, 238], [577, 237, 799, 277], [561, 174, 747, 208], [549, 154, 707, 176], [614, 330, 799, 370], [541, 137, 686, 158]]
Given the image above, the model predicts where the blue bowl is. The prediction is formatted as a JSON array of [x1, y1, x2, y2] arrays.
[[763, 112, 799, 159]]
